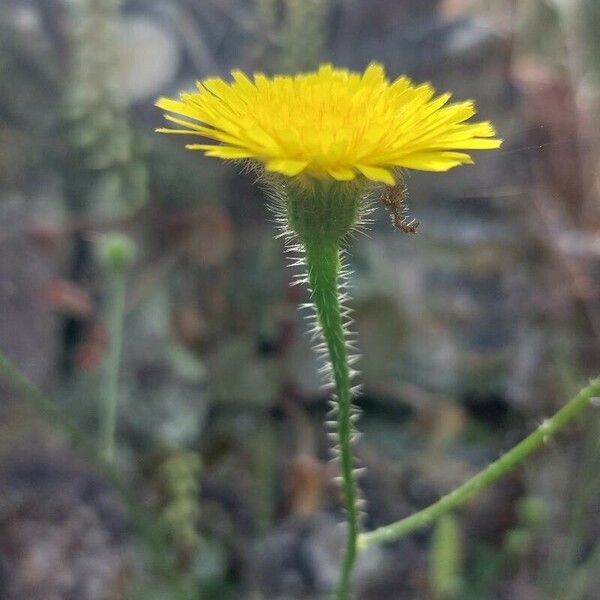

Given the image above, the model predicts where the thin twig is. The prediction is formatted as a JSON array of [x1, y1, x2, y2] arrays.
[[0, 349, 180, 578], [358, 376, 600, 549]]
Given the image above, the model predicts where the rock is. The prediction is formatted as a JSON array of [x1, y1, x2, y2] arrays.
[[0, 445, 138, 600]]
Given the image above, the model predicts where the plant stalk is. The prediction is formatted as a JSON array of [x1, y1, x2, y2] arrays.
[[358, 376, 600, 549], [0, 349, 183, 583], [98, 270, 127, 460], [304, 240, 359, 600]]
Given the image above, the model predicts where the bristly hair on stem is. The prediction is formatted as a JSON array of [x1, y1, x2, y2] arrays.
[[264, 174, 375, 599], [303, 240, 361, 600]]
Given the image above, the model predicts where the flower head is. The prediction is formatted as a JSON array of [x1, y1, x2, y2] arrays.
[[156, 63, 501, 185]]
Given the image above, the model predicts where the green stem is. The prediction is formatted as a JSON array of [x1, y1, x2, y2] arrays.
[[98, 271, 127, 460], [304, 240, 359, 600], [358, 376, 600, 549], [0, 349, 179, 581], [563, 541, 600, 600], [255, 418, 277, 535], [0, 348, 134, 509], [0, 350, 90, 453]]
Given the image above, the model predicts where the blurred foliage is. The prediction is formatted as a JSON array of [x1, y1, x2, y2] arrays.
[[515, 0, 563, 62], [0, 2, 60, 186], [253, 0, 328, 72], [62, 0, 147, 217], [430, 514, 463, 599], [278, 0, 328, 71], [580, 0, 600, 84], [157, 449, 202, 554], [0, 0, 600, 599]]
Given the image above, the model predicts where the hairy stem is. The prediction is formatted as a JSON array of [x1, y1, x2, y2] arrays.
[[98, 271, 127, 460], [358, 376, 600, 549], [304, 240, 359, 600]]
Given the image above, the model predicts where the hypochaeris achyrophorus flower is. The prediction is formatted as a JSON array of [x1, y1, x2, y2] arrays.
[[156, 63, 501, 185], [156, 62, 503, 600]]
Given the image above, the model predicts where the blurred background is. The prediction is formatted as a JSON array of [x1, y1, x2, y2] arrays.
[[1, 0, 600, 598]]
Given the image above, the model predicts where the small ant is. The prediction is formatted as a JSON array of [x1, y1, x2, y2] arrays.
[[379, 180, 419, 234]]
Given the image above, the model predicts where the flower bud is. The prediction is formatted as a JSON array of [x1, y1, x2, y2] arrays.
[[97, 233, 136, 272]]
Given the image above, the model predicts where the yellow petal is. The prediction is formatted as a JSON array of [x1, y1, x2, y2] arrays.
[[362, 62, 386, 85], [155, 97, 200, 121], [436, 138, 503, 150], [327, 167, 356, 181], [265, 159, 309, 176], [356, 165, 395, 185], [396, 152, 473, 171], [186, 145, 254, 159], [156, 63, 501, 180]]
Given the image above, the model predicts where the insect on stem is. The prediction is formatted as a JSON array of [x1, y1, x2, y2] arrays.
[[380, 179, 420, 234]]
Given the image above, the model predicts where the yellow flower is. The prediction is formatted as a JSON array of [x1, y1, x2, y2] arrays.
[[156, 63, 501, 185]]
